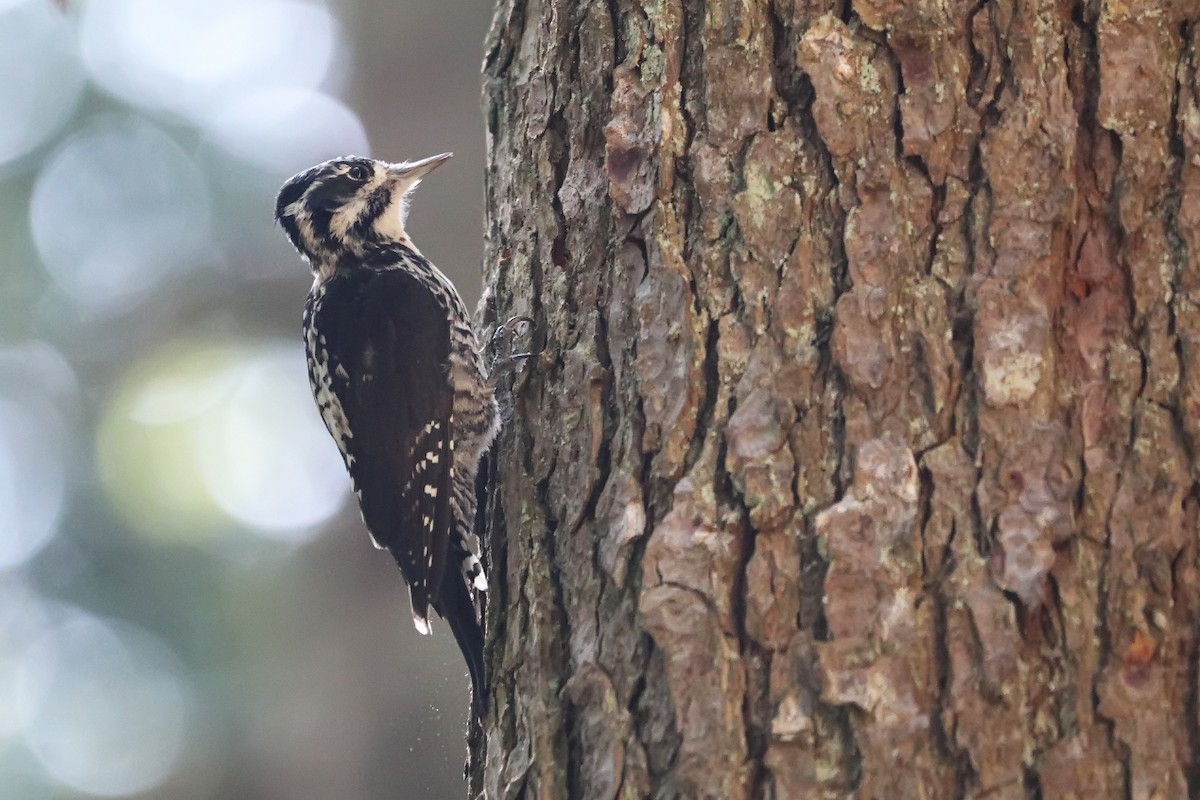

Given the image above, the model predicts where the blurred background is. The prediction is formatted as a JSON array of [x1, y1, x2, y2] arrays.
[[0, 0, 495, 796]]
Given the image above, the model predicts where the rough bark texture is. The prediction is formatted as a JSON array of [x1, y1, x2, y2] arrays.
[[475, 1, 1200, 798]]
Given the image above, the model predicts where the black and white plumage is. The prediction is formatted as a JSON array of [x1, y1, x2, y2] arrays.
[[275, 154, 497, 716]]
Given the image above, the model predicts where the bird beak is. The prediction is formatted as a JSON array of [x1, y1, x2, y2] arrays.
[[387, 152, 452, 186]]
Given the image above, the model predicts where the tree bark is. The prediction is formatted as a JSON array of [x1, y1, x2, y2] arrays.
[[474, 1, 1200, 798]]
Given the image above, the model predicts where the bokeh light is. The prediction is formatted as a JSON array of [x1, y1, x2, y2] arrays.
[[29, 116, 213, 314], [0, 0, 85, 169], [80, 0, 342, 123], [97, 339, 348, 545], [0, 581, 52, 737], [203, 87, 369, 173], [1, 0, 493, 794], [0, 341, 77, 572], [194, 342, 350, 538], [16, 608, 190, 797], [0, 398, 68, 570]]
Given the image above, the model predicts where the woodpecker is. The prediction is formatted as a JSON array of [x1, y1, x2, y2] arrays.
[[274, 154, 524, 717]]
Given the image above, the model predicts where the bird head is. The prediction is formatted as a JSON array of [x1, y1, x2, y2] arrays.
[[274, 153, 451, 270]]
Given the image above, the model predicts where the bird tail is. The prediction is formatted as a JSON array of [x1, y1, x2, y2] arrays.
[[432, 573, 486, 719]]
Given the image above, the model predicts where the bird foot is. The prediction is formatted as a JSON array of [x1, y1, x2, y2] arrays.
[[488, 315, 535, 387]]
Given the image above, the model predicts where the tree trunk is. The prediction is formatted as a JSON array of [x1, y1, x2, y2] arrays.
[[473, 1, 1200, 798]]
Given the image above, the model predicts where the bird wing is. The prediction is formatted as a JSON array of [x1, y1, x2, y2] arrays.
[[313, 269, 454, 627]]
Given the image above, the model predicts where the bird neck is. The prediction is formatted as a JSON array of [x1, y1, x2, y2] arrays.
[[310, 237, 430, 284]]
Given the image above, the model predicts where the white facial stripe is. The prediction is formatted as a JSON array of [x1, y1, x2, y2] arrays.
[[332, 169, 410, 244], [331, 195, 367, 238], [372, 187, 412, 244]]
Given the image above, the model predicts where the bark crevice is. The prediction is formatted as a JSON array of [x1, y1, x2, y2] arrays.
[[475, 1, 1200, 797]]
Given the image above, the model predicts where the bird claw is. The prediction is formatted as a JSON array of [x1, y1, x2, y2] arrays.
[[493, 315, 533, 348], [489, 315, 535, 386]]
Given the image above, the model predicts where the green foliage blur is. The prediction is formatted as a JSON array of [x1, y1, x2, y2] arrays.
[[0, 1, 494, 797]]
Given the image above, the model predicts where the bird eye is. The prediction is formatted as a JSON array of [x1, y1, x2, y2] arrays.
[[347, 164, 370, 182]]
